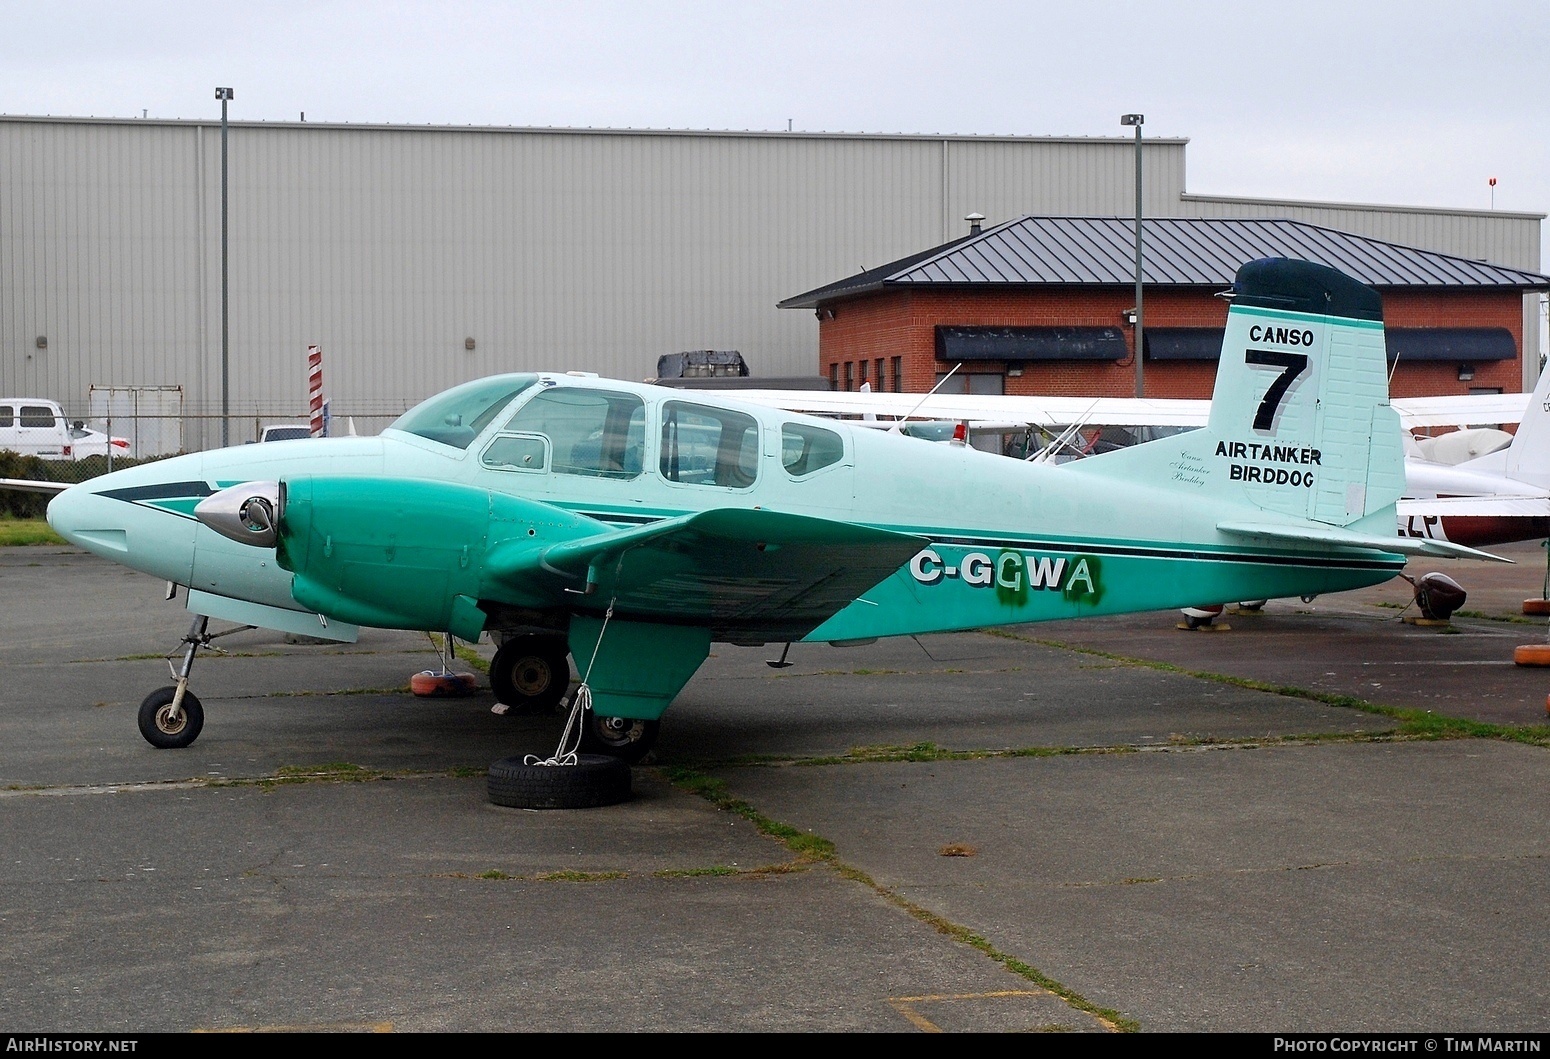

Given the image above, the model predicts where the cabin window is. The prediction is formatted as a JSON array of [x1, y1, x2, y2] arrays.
[[390, 374, 538, 449], [660, 401, 759, 488], [781, 423, 844, 476], [20, 406, 58, 428], [0, 407, 12, 428], [503, 388, 646, 479], [480, 433, 549, 472]]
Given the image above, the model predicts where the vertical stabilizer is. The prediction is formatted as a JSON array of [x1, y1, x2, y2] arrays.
[[1204, 259, 1404, 528], [1465, 355, 1550, 489]]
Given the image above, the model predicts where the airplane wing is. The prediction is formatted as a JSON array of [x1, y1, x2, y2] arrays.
[[485, 506, 930, 642], [0, 477, 70, 494], [727, 389, 1210, 429], [1389, 392, 1532, 429], [733, 388, 1529, 433]]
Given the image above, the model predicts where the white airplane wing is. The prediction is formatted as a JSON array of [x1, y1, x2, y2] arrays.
[[1388, 392, 1531, 429], [732, 388, 1529, 432], [728, 389, 1210, 429], [0, 477, 70, 494]]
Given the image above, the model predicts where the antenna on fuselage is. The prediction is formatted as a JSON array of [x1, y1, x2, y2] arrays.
[[888, 363, 962, 433]]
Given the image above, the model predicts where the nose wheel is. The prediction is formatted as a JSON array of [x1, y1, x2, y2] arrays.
[[136, 613, 246, 749], [138, 686, 205, 749]]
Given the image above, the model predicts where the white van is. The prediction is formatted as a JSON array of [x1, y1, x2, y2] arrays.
[[0, 399, 74, 459]]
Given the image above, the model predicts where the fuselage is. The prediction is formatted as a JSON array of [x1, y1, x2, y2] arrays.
[[48, 371, 1406, 643]]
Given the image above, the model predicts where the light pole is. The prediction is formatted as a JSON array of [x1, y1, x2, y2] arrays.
[[1121, 113, 1144, 398], [215, 87, 234, 446]]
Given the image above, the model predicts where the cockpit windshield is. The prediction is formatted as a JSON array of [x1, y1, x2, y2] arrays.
[[388, 375, 539, 449]]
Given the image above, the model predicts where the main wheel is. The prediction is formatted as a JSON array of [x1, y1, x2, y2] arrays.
[[487, 753, 631, 809], [138, 686, 205, 749], [579, 714, 660, 765], [489, 636, 571, 714]]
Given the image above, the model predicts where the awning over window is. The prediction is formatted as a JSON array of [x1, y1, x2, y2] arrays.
[[935, 325, 1128, 361], [1384, 328, 1516, 362], [1144, 328, 1226, 361]]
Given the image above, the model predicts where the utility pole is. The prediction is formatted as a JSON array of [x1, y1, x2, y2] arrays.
[[216, 87, 235, 446], [1121, 113, 1145, 397]]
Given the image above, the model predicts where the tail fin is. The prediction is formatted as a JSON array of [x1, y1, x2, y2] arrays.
[[1066, 258, 1501, 561], [1463, 355, 1550, 488], [1203, 258, 1405, 529]]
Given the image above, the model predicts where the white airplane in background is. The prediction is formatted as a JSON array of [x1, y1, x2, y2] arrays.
[[731, 362, 1550, 553]]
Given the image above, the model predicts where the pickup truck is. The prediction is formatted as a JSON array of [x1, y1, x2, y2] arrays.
[[258, 422, 313, 442]]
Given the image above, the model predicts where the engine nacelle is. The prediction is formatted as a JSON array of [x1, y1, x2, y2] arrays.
[[273, 476, 605, 638]]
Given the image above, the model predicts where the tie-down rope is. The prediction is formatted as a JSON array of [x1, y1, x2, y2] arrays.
[[526, 598, 615, 767]]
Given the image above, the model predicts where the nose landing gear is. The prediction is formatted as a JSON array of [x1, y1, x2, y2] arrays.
[[136, 613, 249, 749]]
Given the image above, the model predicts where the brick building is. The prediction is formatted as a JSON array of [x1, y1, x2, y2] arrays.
[[780, 217, 1550, 402]]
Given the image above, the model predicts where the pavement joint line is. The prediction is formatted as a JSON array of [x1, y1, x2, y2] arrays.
[[0, 767, 470, 798]]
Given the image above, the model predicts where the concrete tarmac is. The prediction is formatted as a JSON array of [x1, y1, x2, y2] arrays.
[[2, 543, 1547, 1034]]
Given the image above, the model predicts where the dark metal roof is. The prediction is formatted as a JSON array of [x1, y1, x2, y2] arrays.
[[778, 216, 1550, 307]]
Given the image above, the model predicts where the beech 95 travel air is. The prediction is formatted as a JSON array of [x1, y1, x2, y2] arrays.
[[40, 258, 1503, 774]]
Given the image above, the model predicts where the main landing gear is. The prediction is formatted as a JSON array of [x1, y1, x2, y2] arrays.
[[489, 633, 661, 766], [489, 634, 571, 714]]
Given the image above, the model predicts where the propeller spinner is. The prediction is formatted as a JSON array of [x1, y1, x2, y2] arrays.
[[195, 481, 285, 547]]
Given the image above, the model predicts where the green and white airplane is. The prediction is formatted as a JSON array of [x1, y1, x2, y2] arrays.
[[43, 258, 1501, 762]]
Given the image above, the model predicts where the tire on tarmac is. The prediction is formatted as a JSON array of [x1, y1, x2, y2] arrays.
[[486, 753, 632, 810], [138, 686, 205, 749], [578, 714, 660, 764]]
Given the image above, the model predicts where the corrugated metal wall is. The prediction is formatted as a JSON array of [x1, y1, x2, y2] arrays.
[[1, 117, 1539, 448]]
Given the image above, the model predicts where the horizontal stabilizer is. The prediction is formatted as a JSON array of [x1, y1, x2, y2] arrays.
[[1217, 520, 1511, 564], [490, 507, 930, 641]]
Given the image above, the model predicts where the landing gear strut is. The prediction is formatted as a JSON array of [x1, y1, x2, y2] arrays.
[[138, 614, 211, 749], [137, 613, 249, 748]]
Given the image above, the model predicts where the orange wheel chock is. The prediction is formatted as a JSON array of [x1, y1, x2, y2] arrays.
[[410, 671, 480, 697], [1512, 644, 1550, 667]]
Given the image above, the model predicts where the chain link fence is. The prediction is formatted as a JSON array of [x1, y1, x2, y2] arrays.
[[2, 412, 402, 518]]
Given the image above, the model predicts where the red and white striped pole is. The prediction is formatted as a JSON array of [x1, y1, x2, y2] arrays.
[[307, 345, 324, 437]]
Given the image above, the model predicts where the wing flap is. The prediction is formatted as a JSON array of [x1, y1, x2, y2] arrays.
[[1217, 520, 1511, 564], [490, 508, 929, 641]]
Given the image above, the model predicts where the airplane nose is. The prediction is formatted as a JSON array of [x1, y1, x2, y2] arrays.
[[46, 481, 127, 553], [44, 470, 198, 586]]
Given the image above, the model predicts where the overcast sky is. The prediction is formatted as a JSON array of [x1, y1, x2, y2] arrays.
[[5, 1, 1547, 256]]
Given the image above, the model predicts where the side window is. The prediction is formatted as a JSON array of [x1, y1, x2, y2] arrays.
[[480, 433, 549, 472], [0, 406, 12, 428], [781, 423, 844, 476], [20, 405, 58, 429], [503, 387, 645, 480], [660, 402, 759, 488]]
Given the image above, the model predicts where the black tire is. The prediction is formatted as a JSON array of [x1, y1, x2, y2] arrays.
[[138, 686, 205, 749], [489, 636, 571, 714], [486, 753, 631, 810], [578, 714, 660, 765]]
